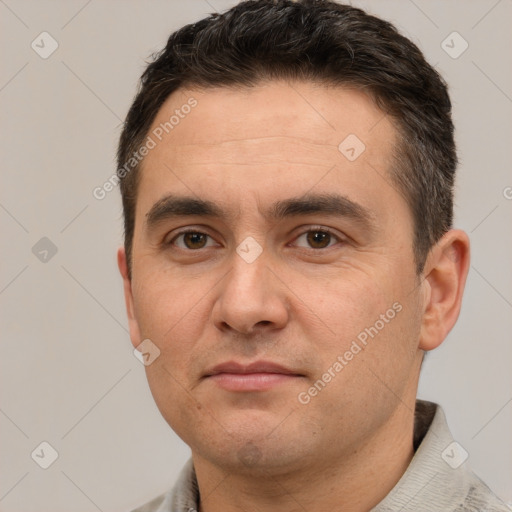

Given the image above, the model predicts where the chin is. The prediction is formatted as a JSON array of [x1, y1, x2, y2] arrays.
[[191, 416, 316, 476], [206, 440, 306, 477]]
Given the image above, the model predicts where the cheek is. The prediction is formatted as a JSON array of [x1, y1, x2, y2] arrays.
[[295, 270, 391, 347], [295, 270, 418, 391], [298, 299, 420, 433], [132, 268, 204, 337], [144, 361, 205, 445], [133, 271, 209, 433], [130, 270, 214, 395]]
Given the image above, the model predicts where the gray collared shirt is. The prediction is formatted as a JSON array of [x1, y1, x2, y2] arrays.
[[131, 401, 509, 511]]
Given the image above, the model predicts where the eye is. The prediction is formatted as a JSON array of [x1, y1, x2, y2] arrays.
[[169, 231, 217, 250], [292, 228, 342, 249]]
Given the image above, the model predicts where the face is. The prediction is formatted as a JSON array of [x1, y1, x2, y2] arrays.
[[120, 81, 427, 476]]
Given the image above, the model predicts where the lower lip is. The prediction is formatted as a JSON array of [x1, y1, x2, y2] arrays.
[[207, 373, 301, 392]]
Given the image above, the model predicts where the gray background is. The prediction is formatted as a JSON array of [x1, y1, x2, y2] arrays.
[[1, 1, 511, 510]]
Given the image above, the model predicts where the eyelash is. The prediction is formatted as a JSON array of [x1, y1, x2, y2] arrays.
[[166, 226, 344, 251]]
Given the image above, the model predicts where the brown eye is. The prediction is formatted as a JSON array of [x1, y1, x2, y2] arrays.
[[171, 231, 214, 250], [306, 230, 332, 249], [293, 229, 341, 250], [183, 232, 207, 249]]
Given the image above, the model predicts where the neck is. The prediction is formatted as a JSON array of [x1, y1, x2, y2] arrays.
[[193, 401, 417, 512]]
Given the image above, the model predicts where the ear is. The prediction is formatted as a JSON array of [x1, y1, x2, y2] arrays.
[[117, 247, 142, 349], [419, 229, 470, 351]]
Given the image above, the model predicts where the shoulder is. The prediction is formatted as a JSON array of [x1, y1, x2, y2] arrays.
[[373, 401, 510, 511], [457, 474, 511, 512]]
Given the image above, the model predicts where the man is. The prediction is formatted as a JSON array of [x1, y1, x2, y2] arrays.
[[117, 1, 507, 510]]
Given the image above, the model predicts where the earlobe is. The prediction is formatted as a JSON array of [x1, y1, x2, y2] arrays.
[[117, 247, 142, 348], [419, 229, 470, 352]]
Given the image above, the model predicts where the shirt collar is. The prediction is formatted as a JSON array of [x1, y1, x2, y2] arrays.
[[152, 400, 492, 512]]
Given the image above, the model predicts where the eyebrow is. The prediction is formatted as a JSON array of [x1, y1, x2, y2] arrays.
[[145, 193, 376, 233]]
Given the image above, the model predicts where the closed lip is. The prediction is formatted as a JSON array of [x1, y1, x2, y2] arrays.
[[203, 360, 304, 377]]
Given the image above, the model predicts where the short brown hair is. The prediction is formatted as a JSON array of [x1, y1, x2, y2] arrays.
[[117, 0, 456, 276]]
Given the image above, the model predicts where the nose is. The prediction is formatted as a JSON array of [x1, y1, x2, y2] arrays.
[[211, 250, 289, 335]]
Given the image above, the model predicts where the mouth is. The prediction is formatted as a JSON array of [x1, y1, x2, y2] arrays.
[[203, 360, 305, 392]]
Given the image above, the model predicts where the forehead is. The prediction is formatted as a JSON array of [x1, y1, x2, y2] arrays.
[[136, 81, 404, 226], [148, 81, 393, 149]]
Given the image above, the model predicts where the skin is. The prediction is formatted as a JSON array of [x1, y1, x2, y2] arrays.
[[118, 81, 470, 512]]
